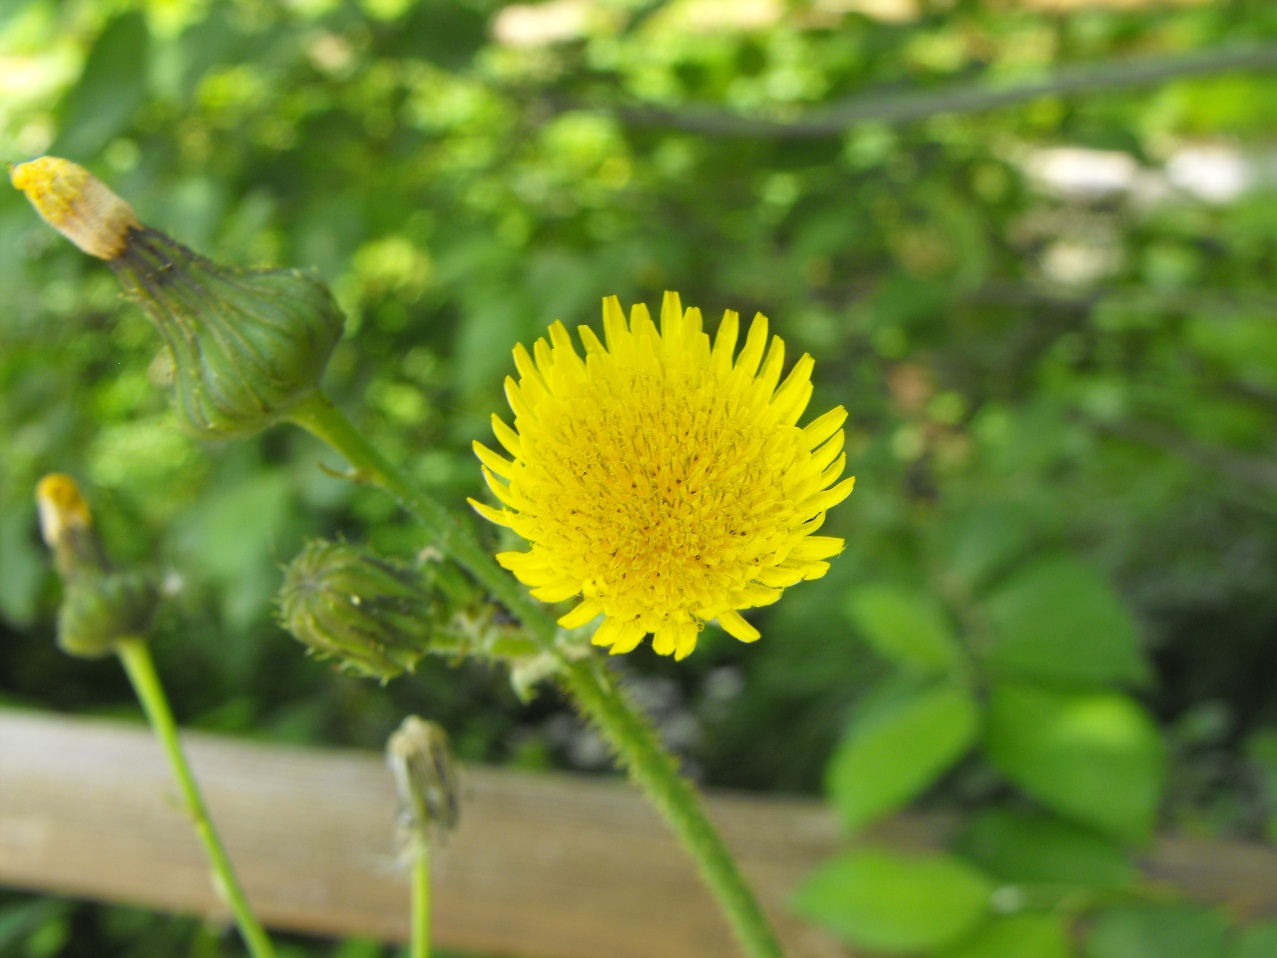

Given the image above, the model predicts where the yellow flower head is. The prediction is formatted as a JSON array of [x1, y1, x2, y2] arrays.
[[470, 292, 854, 660]]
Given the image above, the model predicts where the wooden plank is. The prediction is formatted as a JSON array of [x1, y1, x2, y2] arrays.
[[0, 708, 847, 957], [2, 709, 1276, 958]]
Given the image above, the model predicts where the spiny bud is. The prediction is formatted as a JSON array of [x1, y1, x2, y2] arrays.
[[13, 156, 344, 440], [277, 539, 441, 682], [35, 474, 159, 658], [387, 716, 460, 844]]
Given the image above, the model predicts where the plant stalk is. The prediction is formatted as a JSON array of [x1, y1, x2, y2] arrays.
[[410, 835, 431, 958], [286, 390, 784, 958], [115, 637, 277, 958], [560, 657, 783, 958]]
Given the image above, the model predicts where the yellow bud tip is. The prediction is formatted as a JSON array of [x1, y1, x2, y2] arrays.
[[35, 473, 93, 549], [10, 156, 139, 259]]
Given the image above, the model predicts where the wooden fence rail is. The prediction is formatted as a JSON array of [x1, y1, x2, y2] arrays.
[[2, 708, 1276, 957]]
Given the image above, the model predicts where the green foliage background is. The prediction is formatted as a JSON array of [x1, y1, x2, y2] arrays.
[[2, 0, 1277, 955]]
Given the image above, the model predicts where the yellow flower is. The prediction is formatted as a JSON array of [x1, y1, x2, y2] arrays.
[[470, 292, 854, 660]]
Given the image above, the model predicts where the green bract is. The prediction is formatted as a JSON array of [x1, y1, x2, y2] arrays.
[[56, 567, 159, 659], [277, 539, 440, 682], [111, 229, 344, 440]]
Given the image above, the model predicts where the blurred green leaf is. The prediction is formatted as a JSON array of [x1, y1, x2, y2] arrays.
[[51, 12, 150, 158], [938, 913, 1073, 958], [0, 506, 43, 628], [953, 808, 1137, 890], [793, 847, 994, 953], [0, 899, 70, 953], [983, 555, 1149, 688], [1229, 920, 1277, 958], [394, 2, 488, 71], [826, 677, 979, 832], [941, 502, 1038, 596], [179, 469, 294, 632], [985, 682, 1164, 842], [1084, 905, 1229, 958], [845, 583, 961, 673]]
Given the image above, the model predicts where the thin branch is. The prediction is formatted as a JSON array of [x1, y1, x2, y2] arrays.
[[618, 42, 1277, 138]]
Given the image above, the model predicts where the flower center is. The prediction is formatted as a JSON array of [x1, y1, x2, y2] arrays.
[[521, 364, 800, 625]]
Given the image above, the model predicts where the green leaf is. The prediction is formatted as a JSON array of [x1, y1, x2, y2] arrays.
[[954, 809, 1137, 890], [793, 847, 993, 953], [845, 583, 960, 672], [393, 2, 488, 71], [0, 505, 44, 628], [826, 678, 979, 832], [939, 913, 1073, 958], [983, 555, 1149, 687], [1085, 905, 1229, 958], [1230, 920, 1277, 958], [984, 682, 1165, 842], [51, 12, 150, 158], [1244, 730, 1277, 842]]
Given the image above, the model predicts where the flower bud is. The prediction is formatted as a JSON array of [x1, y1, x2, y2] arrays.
[[10, 157, 139, 259], [13, 156, 344, 440], [387, 716, 460, 843], [277, 539, 441, 682], [55, 567, 160, 659], [35, 474, 159, 658]]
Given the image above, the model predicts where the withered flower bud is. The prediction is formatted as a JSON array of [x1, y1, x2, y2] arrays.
[[13, 156, 344, 439], [35, 474, 159, 658], [387, 716, 460, 842]]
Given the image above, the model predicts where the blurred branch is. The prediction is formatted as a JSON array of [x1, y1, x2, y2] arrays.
[[616, 42, 1277, 137], [1092, 416, 1277, 494]]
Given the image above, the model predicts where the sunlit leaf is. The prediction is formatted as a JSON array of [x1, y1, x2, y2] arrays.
[[985, 682, 1164, 842], [826, 677, 979, 832], [793, 847, 993, 953]]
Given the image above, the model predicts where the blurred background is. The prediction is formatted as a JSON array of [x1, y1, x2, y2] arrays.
[[2, 0, 1277, 955]]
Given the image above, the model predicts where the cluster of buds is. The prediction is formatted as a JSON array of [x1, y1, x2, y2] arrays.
[[35, 474, 159, 658], [11, 157, 344, 439]]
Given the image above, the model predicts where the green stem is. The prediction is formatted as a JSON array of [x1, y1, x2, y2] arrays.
[[287, 391, 560, 643], [286, 390, 784, 958], [561, 658, 783, 958], [410, 836, 430, 958], [115, 637, 277, 958]]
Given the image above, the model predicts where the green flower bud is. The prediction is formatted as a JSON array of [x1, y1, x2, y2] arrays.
[[35, 474, 159, 658], [111, 228, 344, 439], [11, 156, 344, 440], [278, 539, 441, 682], [56, 568, 160, 659]]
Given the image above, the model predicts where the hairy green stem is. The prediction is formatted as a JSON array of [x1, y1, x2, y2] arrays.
[[288, 391, 561, 642], [115, 637, 277, 958], [286, 390, 784, 958], [560, 658, 783, 958]]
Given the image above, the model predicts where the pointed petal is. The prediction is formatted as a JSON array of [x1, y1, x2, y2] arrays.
[[467, 498, 512, 527], [473, 441, 515, 479], [801, 406, 847, 449], [559, 600, 603, 629], [734, 313, 769, 377], [711, 310, 740, 377], [718, 610, 761, 643], [608, 620, 647, 655]]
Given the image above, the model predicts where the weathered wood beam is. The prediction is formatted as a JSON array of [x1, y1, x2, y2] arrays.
[[1, 709, 1275, 957]]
